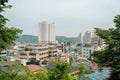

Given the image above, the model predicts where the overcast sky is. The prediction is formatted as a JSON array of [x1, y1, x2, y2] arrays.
[[4, 0, 120, 37]]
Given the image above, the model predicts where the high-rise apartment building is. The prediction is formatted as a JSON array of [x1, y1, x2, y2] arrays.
[[91, 29, 105, 50], [38, 21, 56, 44], [83, 31, 91, 44], [76, 32, 82, 44]]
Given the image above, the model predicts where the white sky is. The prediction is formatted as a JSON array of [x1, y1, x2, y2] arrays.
[[4, 0, 120, 37]]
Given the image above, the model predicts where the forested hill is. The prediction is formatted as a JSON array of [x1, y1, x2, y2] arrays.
[[16, 35, 77, 43]]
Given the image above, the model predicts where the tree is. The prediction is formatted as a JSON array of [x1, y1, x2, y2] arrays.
[[78, 64, 93, 78], [24, 47, 32, 51], [8, 60, 28, 74], [66, 42, 72, 47], [92, 15, 120, 80], [48, 60, 75, 80], [0, 70, 28, 80], [41, 60, 48, 65], [0, 0, 22, 53], [34, 70, 48, 80], [69, 56, 74, 66]]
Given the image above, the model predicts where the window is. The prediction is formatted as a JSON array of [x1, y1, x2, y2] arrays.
[[29, 58, 36, 60], [20, 53, 27, 56], [29, 53, 36, 56]]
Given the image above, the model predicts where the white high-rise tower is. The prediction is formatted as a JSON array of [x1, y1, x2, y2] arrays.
[[38, 21, 56, 44], [83, 31, 91, 44], [76, 32, 82, 44]]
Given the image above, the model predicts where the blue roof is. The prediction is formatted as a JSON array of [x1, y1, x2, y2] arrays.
[[76, 62, 88, 64], [79, 70, 110, 80], [0, 66, 8, 72]]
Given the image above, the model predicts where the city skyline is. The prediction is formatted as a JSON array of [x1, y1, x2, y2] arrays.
[[4, 0, 120, 37]]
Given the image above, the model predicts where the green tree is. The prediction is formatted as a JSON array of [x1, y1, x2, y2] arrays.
[[34, 70, 48, 80], [24, 47, 32, 51], [0, 70, 28, 80], [25, 69, 48, 80], [78, 64, 93, 78], [92, 15, 120, 80], [0, 0, 22, 53], [69, 56, 74, 66], [66, 42, 72, 47], [41, 60, 48, 65], [48, 60, 75, 80], [8, 60, 28, 74]]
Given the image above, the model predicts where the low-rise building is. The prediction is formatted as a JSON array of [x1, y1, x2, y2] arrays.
[[82, 44, 93, 59], [19, 45, 57, 61], [56, 42, 65, 53], [19, 46, 49, 61], [48, 45, 57, 57], [27, 64, 43, 72]]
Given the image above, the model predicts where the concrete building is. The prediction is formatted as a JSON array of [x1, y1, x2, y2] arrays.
[[56, 43, 65, 53], [83, 31, 91, 44], [91, 29, 105, 50], [38, 21, 56, 44], [19, 45, 57, 61], [76, 32, 82, 44], [19, 46, 49, 61], [82, 44, 93, 59]]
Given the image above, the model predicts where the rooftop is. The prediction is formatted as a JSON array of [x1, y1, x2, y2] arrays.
[[27, 64, 42, 72]]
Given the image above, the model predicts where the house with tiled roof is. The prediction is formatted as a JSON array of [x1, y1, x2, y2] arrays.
[[27, 64, 43, 72]]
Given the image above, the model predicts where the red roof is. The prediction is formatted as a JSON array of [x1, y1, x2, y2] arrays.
[[60, 57, 67, 62], [64, 54, 71, 58], [0, 61, 14, 66], [77, 58, 88, 61], [50, 57, 56, 62], [27, 64, 41, 72]]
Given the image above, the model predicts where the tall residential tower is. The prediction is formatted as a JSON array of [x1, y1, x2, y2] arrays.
[[38, 21, 56, 44], [83, 31, 91, 44], [76, 32, 82, 44]]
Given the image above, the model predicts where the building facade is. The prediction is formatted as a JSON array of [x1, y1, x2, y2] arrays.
[[38, 21, 56, 44], [76, 32, 82, 45], [91, 29, 105, 50], [82, 44, 93, 59], [19, 45, 57, 61], [83, 31, 91, 44]]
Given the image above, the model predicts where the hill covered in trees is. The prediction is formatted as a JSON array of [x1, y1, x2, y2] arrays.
[[16, 35, 77, 43]]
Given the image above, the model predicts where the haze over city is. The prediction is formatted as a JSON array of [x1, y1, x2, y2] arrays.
[[4, 0, 120, 37]]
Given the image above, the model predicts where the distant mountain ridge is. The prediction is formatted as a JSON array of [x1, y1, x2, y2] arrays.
[[16, 35, 77, 43], [56, 36, 77, 42]]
